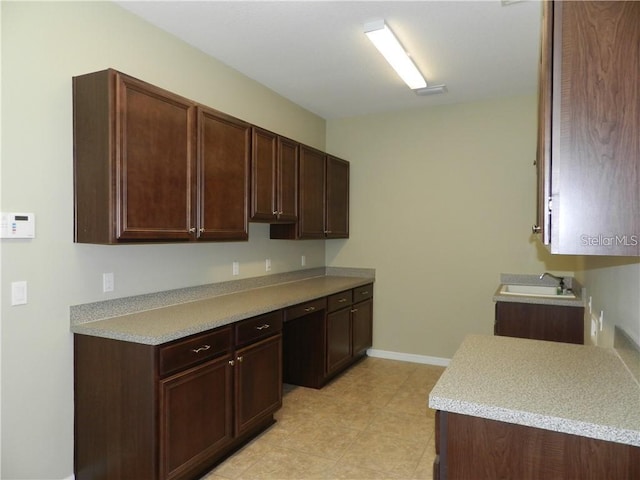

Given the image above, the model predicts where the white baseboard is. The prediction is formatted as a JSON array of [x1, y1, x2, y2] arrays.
[[367, 349, 450, 367]]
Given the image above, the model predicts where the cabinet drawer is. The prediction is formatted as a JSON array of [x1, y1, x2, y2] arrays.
[[353, 284, 373, 303], [285, 298, 327, 321], [159, 327, 232, 377], [236, 311, 283, 346], [327, 291, 352, 312]]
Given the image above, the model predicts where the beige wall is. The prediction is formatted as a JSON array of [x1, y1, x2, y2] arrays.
[[326, 97, 579, 358], [577, 258, 640, 347], [1, 2, 326, 478]]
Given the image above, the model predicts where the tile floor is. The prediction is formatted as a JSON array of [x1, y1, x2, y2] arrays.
[[202, 357, 445, 480]]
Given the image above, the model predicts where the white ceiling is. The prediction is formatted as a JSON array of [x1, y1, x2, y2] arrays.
[[116, 0, 542, 119]]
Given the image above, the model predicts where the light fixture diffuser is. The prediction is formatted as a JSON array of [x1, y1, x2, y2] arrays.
[[364, 20, 427, 90]]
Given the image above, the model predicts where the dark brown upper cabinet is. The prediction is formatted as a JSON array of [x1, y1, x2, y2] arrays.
[[535, 1, 640, 255], [270, 146, 349, 240], [325, 155, 349, 239], [73, 69, 249, 243], [197, 106, 250, 241], [249, 128, 298, 223]]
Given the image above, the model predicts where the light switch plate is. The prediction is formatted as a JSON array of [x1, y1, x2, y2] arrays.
[[11, 281, 27, 305]]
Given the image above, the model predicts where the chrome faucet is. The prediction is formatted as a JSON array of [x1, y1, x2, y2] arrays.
[[539, 272, 565, 290]]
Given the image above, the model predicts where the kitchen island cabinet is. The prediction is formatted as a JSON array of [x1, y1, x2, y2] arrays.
[[429, 335, 640, 480]]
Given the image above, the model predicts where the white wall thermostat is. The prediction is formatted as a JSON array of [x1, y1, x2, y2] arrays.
[[1, 212, 36, 239]]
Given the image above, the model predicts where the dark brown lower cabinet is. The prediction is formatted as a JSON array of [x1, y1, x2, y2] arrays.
[[160, 356, 233, 480], [283, 284, 373, 389], [74, 311, 282, 480], [435, 411, 640, 480], [495, 301, 584, 344]]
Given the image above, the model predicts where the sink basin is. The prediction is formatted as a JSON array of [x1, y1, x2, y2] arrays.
[[499, 284, 576, 299]]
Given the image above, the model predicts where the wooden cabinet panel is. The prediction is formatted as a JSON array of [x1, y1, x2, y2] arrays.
[[74, 69, 196, 243], [352, 298, 373, 356], [536, 2, 640, 255], [198, 107, 250, 241], [297, 145, 326, 239], [276, 137, 299, 222], [325, 155, 349, 238], [437, 411, 640, 480], [250, 128, 298, 223], [159, 327, 232, 377], [234, 334, 283, 436], [160, 356, 233, 480], [326, 307, 352, 375], [495, 302, 584, 345]]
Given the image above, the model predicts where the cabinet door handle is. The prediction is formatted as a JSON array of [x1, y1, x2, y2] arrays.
[[199, 227, 205, 233], [351, 308, 358, 313], [532, 225, 541, 234], [192, 344, 211, 353], [237, 356, 243, 363], [273, 211, 278, 216], [229, 359, 235, 366], [189, 227, 196, 233], [338, 298, 348, 303], [304, 306, 316, 312], [255, 324, 270, 330]]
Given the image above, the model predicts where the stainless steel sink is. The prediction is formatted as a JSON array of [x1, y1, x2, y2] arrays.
[[499, 284, 576, 299]]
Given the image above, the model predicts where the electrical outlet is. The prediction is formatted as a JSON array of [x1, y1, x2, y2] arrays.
[[301, 255, 306, 266], [102, 273, 114, 292], [232, 261, 239, 276], [265, 258, 271, 272]]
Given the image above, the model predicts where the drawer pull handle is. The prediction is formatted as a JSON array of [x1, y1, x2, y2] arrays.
[[360, 291, 369, 295], [338, 298, 348, 303], [304, 306, 316, 312], [351, 308, 358, 313], [237, 356, 244, 363], [229, 359, 235, 366], [192, 345, 211, 353], [255, 324, 270, 330]]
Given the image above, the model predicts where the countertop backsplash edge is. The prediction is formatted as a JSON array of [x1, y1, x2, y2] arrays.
[[70, 267, 375, 326]]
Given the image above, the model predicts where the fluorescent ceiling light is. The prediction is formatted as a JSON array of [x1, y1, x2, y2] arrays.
[[364, 20, 427, 90]]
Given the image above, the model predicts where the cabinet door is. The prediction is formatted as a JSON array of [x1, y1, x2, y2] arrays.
[[234, 334, 283, 437], [276, 137, 299, 222], [325, 155, 349, 238], [550, 2, 640, 255], [352, 298, 373, 356], [326, 308, 352, 375], [159, 355, 234, 480], [250, 127, 278, 222], [116, 73, 196, 241], [198, 107, 250, 241], [535, 0, 553, 244], [297, 145, 326, 239]]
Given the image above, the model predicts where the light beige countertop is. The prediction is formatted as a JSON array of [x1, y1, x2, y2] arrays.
[[71, 272, 373, 345], [429, 334, 640, 447]]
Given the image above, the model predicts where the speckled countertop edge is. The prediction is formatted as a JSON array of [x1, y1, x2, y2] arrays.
[[70, 267, 375, 345], [429, 335, 640, 447], [492, 273, 585, 307]]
